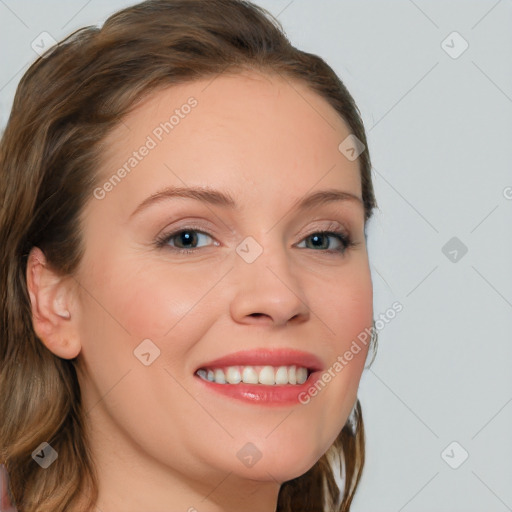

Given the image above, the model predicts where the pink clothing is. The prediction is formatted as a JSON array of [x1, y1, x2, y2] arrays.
[[0, 465, 17, 512]]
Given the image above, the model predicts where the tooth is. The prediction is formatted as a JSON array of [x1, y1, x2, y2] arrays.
[[288, 365, 297, 385], [296, 367, 308, 384], [199, 365, 310, 385], [214, 368, 226, 384], [259, 365, 275, 385], [275, 366, 289, 385], [226, 367, 242, 384], [242, 366, 259, 384]]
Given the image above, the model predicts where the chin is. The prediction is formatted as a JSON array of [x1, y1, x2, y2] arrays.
[[231, 446, 323, 483]]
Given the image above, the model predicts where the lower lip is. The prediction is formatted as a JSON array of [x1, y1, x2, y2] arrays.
[[194, 371, 323, 406]]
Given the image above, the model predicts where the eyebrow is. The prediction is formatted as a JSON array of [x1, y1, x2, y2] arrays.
[[129, 185, 363, 219]]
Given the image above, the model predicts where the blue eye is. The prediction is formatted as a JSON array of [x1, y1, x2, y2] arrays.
[[296, 231, 353, 253]]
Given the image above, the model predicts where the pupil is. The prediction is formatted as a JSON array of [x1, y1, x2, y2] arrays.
[[311, 234, 326, 248], [180, 231, 196, 247]]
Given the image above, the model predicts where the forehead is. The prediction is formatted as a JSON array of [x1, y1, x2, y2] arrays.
[[93, 70, 362, 219]]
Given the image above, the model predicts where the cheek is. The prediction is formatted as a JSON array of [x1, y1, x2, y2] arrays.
[[277, 258, 373, 458], [312, 259, 373, 391], [317, 258, 374, 350], [75, 257, 220, 430], [94, 258, 215, 340], [77, 257, 227, 388]]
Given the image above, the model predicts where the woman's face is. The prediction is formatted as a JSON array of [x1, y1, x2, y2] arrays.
[[73, 70, 372, 503]]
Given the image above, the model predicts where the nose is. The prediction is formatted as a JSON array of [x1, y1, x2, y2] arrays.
[[229, 237, 311, 327]]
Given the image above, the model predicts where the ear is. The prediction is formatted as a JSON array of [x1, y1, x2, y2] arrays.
[[26, 246, 81, 359]]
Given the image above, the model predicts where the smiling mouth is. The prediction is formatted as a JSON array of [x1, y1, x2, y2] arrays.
[[195, 364, 313, 386]]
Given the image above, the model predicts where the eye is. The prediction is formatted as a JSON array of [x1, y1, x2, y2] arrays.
[[296, 230, 354, 254], [155, 226, 356, 255], [155, 228, 218, 253]]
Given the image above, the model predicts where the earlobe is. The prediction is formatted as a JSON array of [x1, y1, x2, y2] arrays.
[[26, 246, 81, 359]]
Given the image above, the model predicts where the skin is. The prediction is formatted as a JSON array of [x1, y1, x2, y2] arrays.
[[26, 69, 373, 512]]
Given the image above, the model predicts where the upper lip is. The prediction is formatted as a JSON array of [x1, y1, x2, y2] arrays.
[[195, 348, 324, 373]]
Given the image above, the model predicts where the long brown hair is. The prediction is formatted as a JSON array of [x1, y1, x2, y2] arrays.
[[0, 1, 377, 510]]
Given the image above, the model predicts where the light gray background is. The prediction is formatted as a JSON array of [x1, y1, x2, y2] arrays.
[[1, 1, 511, 511]]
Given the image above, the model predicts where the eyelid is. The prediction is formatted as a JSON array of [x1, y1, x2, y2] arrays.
[[157, 219, 220, 238], [156, 219, 349, 243], [299, 220, 348, 235]]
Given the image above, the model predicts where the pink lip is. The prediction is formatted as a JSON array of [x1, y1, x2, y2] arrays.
[[194, 374, 323, 406], [193, 348, 324, 406], [195, 348, 324, 373]]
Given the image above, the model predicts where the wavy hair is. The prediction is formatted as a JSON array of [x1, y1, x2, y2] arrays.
[[0, 1, 377, 510]]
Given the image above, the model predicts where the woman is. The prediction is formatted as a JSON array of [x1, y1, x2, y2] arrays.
[[0, 1, 378, 510]]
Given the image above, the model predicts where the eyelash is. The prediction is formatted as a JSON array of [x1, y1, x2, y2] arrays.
[[154, 224, 357, 255]]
